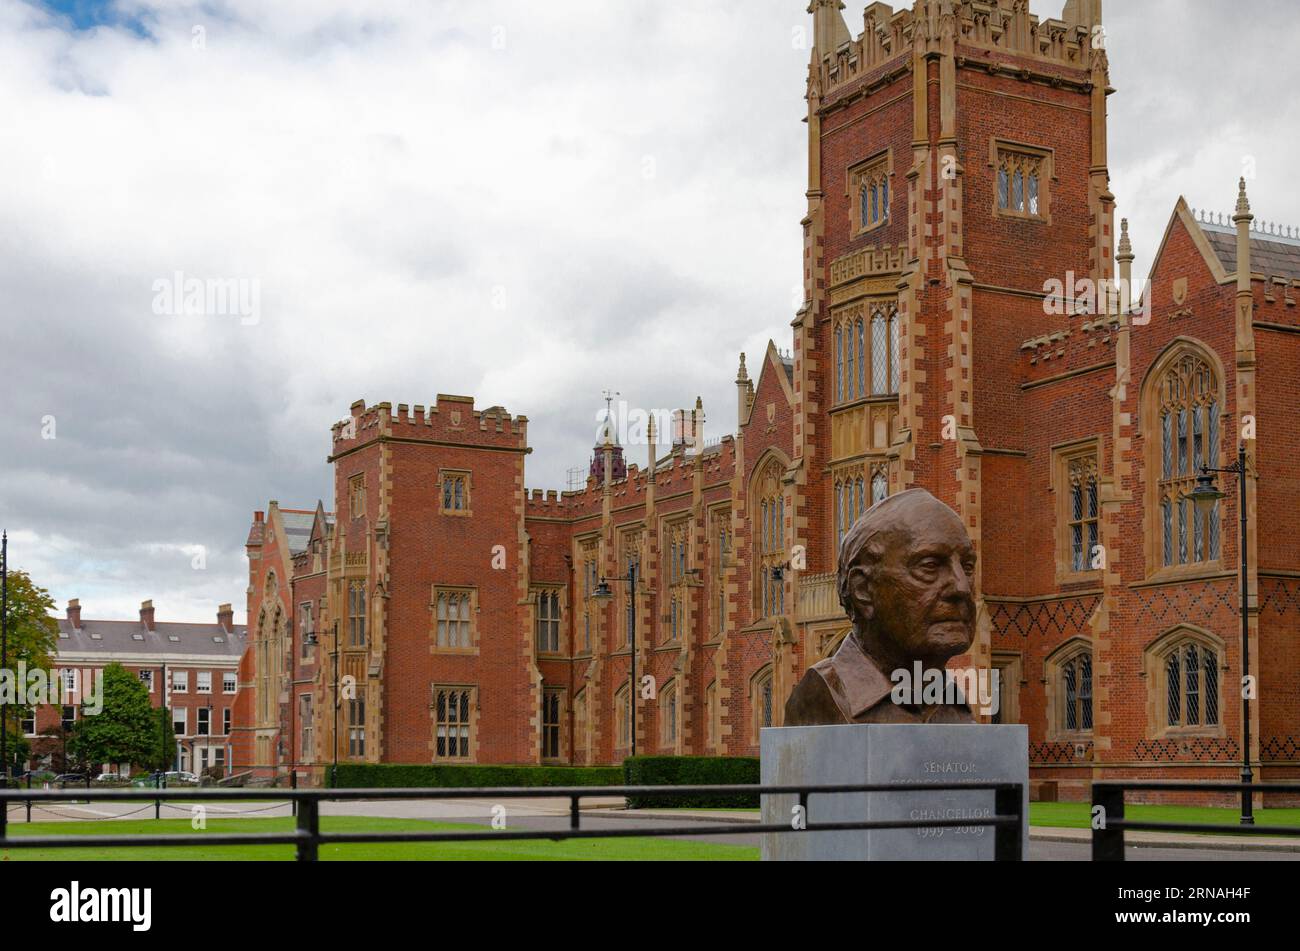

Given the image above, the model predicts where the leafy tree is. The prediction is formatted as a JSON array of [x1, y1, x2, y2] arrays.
[[67, 663, 157, 771], [0, 568, 58, 779], [155, 706, 177, 772]]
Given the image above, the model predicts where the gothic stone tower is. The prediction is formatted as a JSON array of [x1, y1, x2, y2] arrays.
[[797, 0, 1110, 656]]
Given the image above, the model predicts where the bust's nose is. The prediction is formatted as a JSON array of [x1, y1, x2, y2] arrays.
[[945, 554, 973, 599]]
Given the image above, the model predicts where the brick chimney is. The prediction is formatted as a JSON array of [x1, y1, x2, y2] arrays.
[[67, 599, 81, 629], [217, 603, 234, 633], [140, 599, 156, 631]]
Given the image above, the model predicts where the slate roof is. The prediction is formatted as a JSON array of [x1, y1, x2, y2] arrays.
[[279, 509, 317, 555], [1202, 225, 1300, 282], [55, 618, 247, 661]]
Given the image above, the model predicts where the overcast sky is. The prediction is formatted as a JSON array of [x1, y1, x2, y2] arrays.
[[1, 0, 1295, 623]]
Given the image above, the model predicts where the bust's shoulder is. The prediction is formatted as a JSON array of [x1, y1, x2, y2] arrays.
[[784, 660, 847, 726]]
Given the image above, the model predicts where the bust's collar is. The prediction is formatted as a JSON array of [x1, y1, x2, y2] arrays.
[[829, 632, 897, 720]]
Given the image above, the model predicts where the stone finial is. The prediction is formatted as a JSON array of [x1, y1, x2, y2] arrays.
[[1117, 218, 1133, 261], [1234, 177, 1252, 222], [736, 353, 749, 384]]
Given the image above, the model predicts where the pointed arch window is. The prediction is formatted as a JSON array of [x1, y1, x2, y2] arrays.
[[1149, 348, 1222, 570], [1146, 627, 1224, 736], [753, 458, 787, 619], [1047, 641, 1093, 739], [871, 466, 888, 506], [615, 684, 631, 751], [751, 666, 775, 743]]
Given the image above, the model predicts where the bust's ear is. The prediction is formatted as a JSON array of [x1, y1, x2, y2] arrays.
[[845, 566, 873, 622]]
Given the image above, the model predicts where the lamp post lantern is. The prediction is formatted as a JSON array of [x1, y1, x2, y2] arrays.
[[1186, 444, 1254, 825]]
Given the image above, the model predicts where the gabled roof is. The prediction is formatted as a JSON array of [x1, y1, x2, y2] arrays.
[[55, 619, 246, 660], [739, 341, 796, 429], [1148, 197, 1229, 286]]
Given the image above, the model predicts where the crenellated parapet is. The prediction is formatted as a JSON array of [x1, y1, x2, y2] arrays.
[[1018, 311, 1123, 371], [813, 1, 1103, 104], [330, 394, 529, 457], [524, 435, 738, 522]]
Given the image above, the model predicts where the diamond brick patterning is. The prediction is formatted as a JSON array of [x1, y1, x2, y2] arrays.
[[1030, 740, 1093, 765], [1132, 582, 1237, 629], [988, 597, 1100, 639], [1262, 736, 1300, 761], [1133, 737, 1240, 763]]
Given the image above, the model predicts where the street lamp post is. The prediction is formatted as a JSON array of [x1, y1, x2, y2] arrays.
[[1187, 444, 1254, 825], [594, 562, 639, 757], [304, 623, 340, 788]]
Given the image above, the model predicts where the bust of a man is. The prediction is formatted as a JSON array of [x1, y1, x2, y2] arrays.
[[784, 488, 977, 725]]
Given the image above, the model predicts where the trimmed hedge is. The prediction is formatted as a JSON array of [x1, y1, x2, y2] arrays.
[[623, 756, 760, 809], [324, 763, 623, 789]]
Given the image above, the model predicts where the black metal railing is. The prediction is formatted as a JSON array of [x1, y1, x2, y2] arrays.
[[1092, 781, 1300, 860], [0, 782, 1025, 861]]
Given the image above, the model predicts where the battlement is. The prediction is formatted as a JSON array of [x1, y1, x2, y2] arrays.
[[814, 1, 1102, 100], [524, 435, 738, 521], [330, 395, 529, 456], [1019, 311, 1122, 372]]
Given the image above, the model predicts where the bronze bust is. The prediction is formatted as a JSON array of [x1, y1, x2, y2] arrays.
[[784, 488, 978, 725]]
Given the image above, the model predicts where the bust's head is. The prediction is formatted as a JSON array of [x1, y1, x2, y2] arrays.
[[836, 488, 977, 669]]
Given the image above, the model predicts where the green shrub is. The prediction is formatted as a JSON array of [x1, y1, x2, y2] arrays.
[[324, 763, 623, 789], [623, 756, 760, 809]]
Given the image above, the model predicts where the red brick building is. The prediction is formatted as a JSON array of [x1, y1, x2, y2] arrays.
[[26, 599, 245, 777], [240, 0, 1300, 800]]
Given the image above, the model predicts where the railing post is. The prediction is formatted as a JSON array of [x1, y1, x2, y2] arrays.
[[26, 799, 32, 822], [296, 796, 319, 861], [155, 797, 161, 820], [0, 795, 7, 841], [570, 794, 580, 832], [1092, 784, 1125, 862], [994, 785, 1022, 861]]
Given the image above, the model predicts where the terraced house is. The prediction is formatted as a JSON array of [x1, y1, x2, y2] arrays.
[[236, 0, 1300, 801], [27, 599, 245, 777]]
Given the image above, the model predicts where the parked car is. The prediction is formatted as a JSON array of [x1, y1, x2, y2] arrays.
[[94, 772, 122, 782], [55, 773, 88, 785], [164, 771, 199, 784]]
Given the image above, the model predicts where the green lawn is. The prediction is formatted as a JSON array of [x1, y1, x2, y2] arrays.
[[1030, 802, 1300, 832], [641, 802, 1300, 837], [0, 815, 758, 861]]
